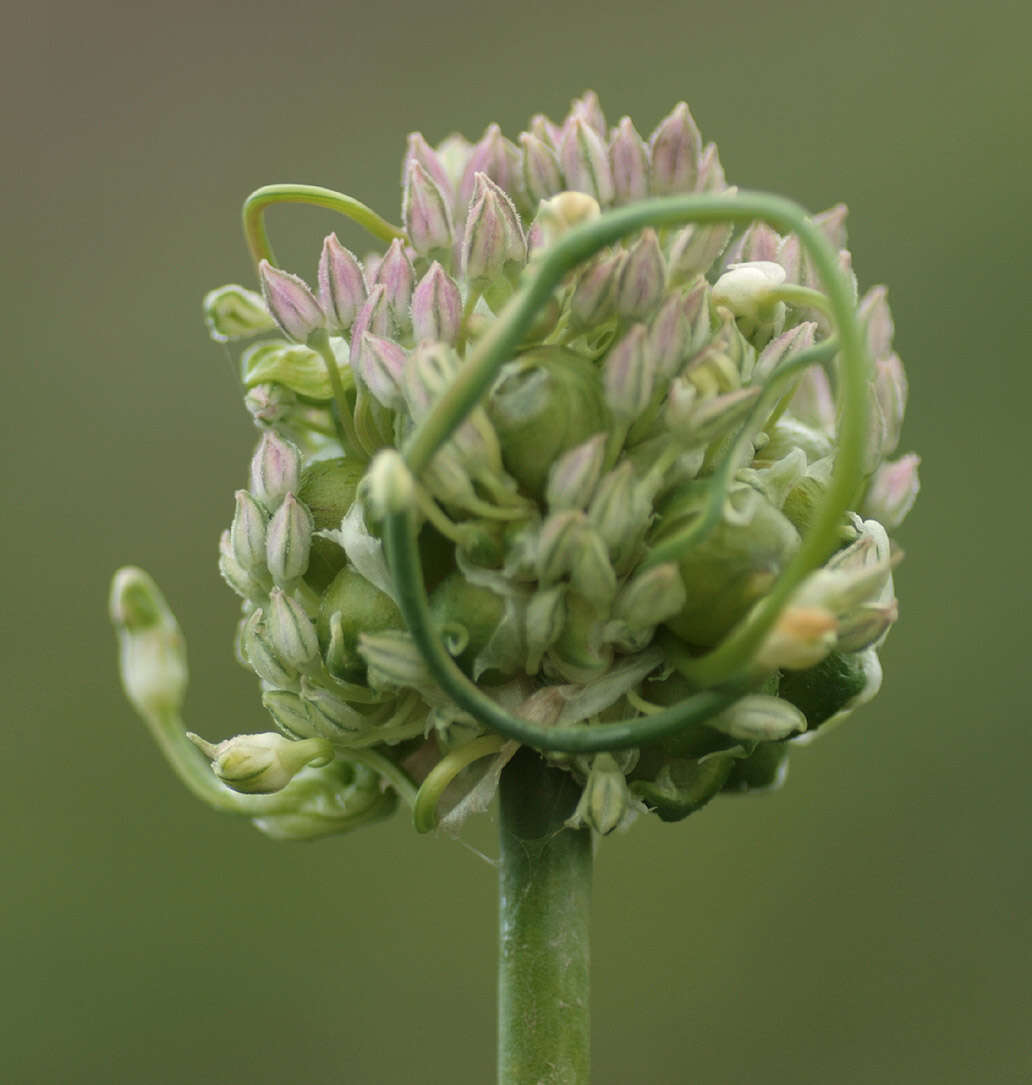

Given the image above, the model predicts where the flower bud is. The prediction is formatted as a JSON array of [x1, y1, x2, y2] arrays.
[[359, 631, 435, 693], [712, 261, 787, 321], [696, 142, 726, 192], [609, 116, 649, 204], [569, 249, 624, 328], [648, 102, 701, 195], [230, 490, 269, 575], [519, 131, 563, 204], [317, 234, 367, 333], [524, 586, 566, 674], [218, 530, 263, 601], [613, 563, 686, 631], [666, 383, 760, 448], [363, 449, 415, 520], [568, 90, 607, 137], [545, 433, 607, 510], [559, 116, 615, 205], [863, 453, 920, 529], [265, 492, 313, 585], [461, 173, 527, 284], [835, 600, 898, 653], [613, 228, 665, 318], [258, 260, 324, 343], [371, 239, 415, 334], [404, 131, 455, 207], [782, 456, 833, 531], [403, 161, 454, 257], [874, 353, 908, 454], [355, 332, 407, 410], [109, 567, 188, 716], [350, 283, 395, 347], [668, 217, 733, 283], [569, 528, 617, 604], [458, 123, 519, 212], [816, 203, 850, 250], [188, 731, 332, 794], [241, 608, 296, 687], [244, 383, 294, 427], [536, 510, 586, 585], [262, 688, 316, 740], [603, 323, 655, 421], [202, 284, 275, 342], [267, 587, 319, 668], [788, 365, 836, 433], [710, 695, 807, 741], [411, 262, 463, 345], [299, 677, 371, 739], [249, 431, 301, 510], [859, 284, 894, 359], [645, 289, 697, 380], [533, 191, 601, 252], [755, 605, 838, 670], [587, 461, 652, 571], [753, 321, 818, 383], [569, 754, 629, 835]]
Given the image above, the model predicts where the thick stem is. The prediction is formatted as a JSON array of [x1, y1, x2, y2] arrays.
[[498, 749, 592, 1085]]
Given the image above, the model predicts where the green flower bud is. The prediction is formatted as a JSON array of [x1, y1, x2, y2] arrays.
[[363, 449, 415, 521], [568, 753, 629, 835], [249, 432, 301, 511], [609, 116, 649, 205], [299, 677, 373, 739], [242, 608, 297, 688], [549, 593, 612, 683], [524, 586, 565, 675], [109, 567, 188, 717], [358, 631, 435, 693], [569, 528, 617, 605], [203, 284, 275, 342], [266, 493, 313, 585], [587, 462, 652, 572], [230, 490, 269, 575], [187, 731, 332, 794], [241, 339, 342, 401], [262, 688, 316, 740], [613, 562, 686, 632], [267, 588, 319, 668], [536, 510, 586, 585], [710, 695, 806, 742], [218, 529, 263, 602], [258, 260, 325, 343], [318, 565, 403, 679]]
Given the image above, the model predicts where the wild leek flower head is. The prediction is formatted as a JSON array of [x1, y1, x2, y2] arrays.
[[114, 93, 917, 839]]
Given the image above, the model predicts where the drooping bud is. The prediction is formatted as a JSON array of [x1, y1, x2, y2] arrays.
[[317, 234, 367, 333], [568, 753, 629, 835], [411, 262, 463, 344], [203, 284, 275, 342], [710, 695, 807, 741], [109, 567, 188, 717], [355, 332, 407, 410], [404, 131, 455, 207], [545, 433, 607, 510], [568, 249, 624, 328], [241, 608, 296, 687], [755, 605, 838, 670], [613, 229, 665, 318], [249, 431, 301, 510], [265, 492, 313, 585], [712, 261, 787, 321], [403, 161, 454, 257], [559, 116, 615, 205], [230, 490, 269, 575], [863, 454, 921, 529], [603, 323, 654, 421], [371, 239, 415, 333], [258, 260, 324, 343], [458, 123, 518, 211], [461, 173, 527, 285], [266, 587, 319, 668], [187, 731, 332, 795], [609, 116, 649, 204], [519, 131, 563, 204], [613, 563, 686, 631], [648, 102, 701, 195]]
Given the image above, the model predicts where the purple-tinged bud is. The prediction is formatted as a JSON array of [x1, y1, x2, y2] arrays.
[[789, 365, 836, 433], [317, 234, 367, 333], [372, 239, 415, 333], [859, 285, 895, 359], [350, 283, 394, 350], [874, 352, 908, 454], [815, 203, 849, 250], [244, 383, 294, 428], [524, 587, 565, 675], [434, 132, 474, 191], [242, 608, 297, 688], [355, 332, 407, 410], [614, 563, 686, 631], [727, 222, 781, 265], [863, 454, 920, 529], [546, 433, 607, 510], [776, 235, 802, 283], [266, 492, 313, 585], [647, 291, 691, 379], [249, 431, 301, 510], [258, 260, 324, 343], [267, 587, 320, 668], [404, 131, 455, 206], [668, 214, 733, 283], [609, 116, 649, 204], [648, 102, 701, 195], [230, 490, 269, 574], [568, 90, 607, 138], [603, 323, 654, 421], [203, 284, 275, 342], [462, 173, 527, 284], [528, 112, 562, 149], [403, 161, 454, 257], [411, 262, 462, 344], [696, 143, 726, 192], [753, 321, 818, 382], [569, 249, 624, 328], [458, 123, 519, 211], [559, 116, 615, 205], [519, 131, 564, 204], [537, 510, 586, 585], [614, 228, 665, 318]]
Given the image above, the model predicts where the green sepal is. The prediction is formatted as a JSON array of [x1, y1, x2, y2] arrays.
[[777, 650, 870, 730], [630, 755, 735, 822], [241, 339, 354, 401], [722, 741, 790, 794]]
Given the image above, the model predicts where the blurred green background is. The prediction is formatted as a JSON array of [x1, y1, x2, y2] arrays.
[[4, 1, 1029, 1082]]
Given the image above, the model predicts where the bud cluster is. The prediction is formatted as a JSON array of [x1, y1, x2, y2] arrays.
[[187, 93, 917, 838]]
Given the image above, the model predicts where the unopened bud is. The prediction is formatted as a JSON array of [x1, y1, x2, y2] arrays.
[[569, 249, 624, 328], [356, 332, 407, 410], [188, 731, 332, 794], [874, 353, 908, 454], [203, 284, 275, 342], [545, 433, 607, 510], [711, 695, 807, 741], [614, 229, 665, 318], [363, 449, 415, 519], [411, 262, 463, 345], [267, 588, 319, 668], [299, 677, 371, 738], [249, 431, 301, 510], [609, 116, 649, 204], [404, 131, 455, 207], [258, 260, 324, 343], [754, 322, 818, 383], [559, 116, 615, 205], [317, 234, 367, 333], [351, 283, 395, 347], [371, 239, 415, 334], [462, 173, 527, 284], [266, 493, 313, 585], [524, 587, 566, 674], [458, 123, 519, 211], [756, 605, 838, 670], [241, 608, 296, 687], [569, 528, 617, 603], [519, 131, 563, 204], [712, 261, 787, 321], [403, 161, 454, 257], [535, 191, 601, 249], [668, 217, 733, 283], [836, 600, 899, 653], [859, 284, 894, 359], [110, 567, 188, 716], [603, 323, 654, 421], [568, 90, 607, 137], [359, 631, 434, 692], [230, 490, 269, 574], [614, 563, 686, 631], [648, 102, 701, 195], [647, 291, 691, 379], [666, 383, 760, 447], [863, 454, 920, 529], [403, 340, 458, 419], [218, 530, 262, 600], [536, 510, 585, 585], [587, 461, 651, 571], [696, 142, 726, 192], [262, 689, 315, 740], [789, 365, 836, 433], [569, 753, 629, 835]]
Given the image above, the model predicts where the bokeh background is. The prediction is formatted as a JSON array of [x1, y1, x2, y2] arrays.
[[4, 1, 1030, 1082]]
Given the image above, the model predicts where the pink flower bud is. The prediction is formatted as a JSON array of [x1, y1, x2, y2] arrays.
[[874, 352, 908, 453], [567, 90, 607, 138], [403, 161, 453, 257], [461, 173, 526, 284], [603, 323, 654, 421], [458, 123, 518, 212], [859, 285, 895, 359], [545, 433, 607, 510], [789, 365, 836, 432], [371, 238, 414, 333], [648, 102, 702, 195], [519, 131, 563, 205], [404, 131, 455, 206], [266, 492, 313, 585], [350, 283, 393, 353], [863, 454, 920, 529], [569, 249, 625, 328], [815, 203, 849, 250], [356, 332, 407, 410], [668, 214, 733, 283], [411, 262, 463, 344], [614, 228, 665, 318], [317, 234, 367, 334], [258, 260, 324, 343], [249, 431, 301, 510], [696, 143, 726, 192], [559, 116, 615, 205], [609, 116, 649, 204], [754, 322, 818, 382]]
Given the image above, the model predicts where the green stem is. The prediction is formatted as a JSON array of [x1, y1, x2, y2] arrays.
[[308, 329, 368, 461], [498, 749, 592, 1085], [242, 184, 405, 269]]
